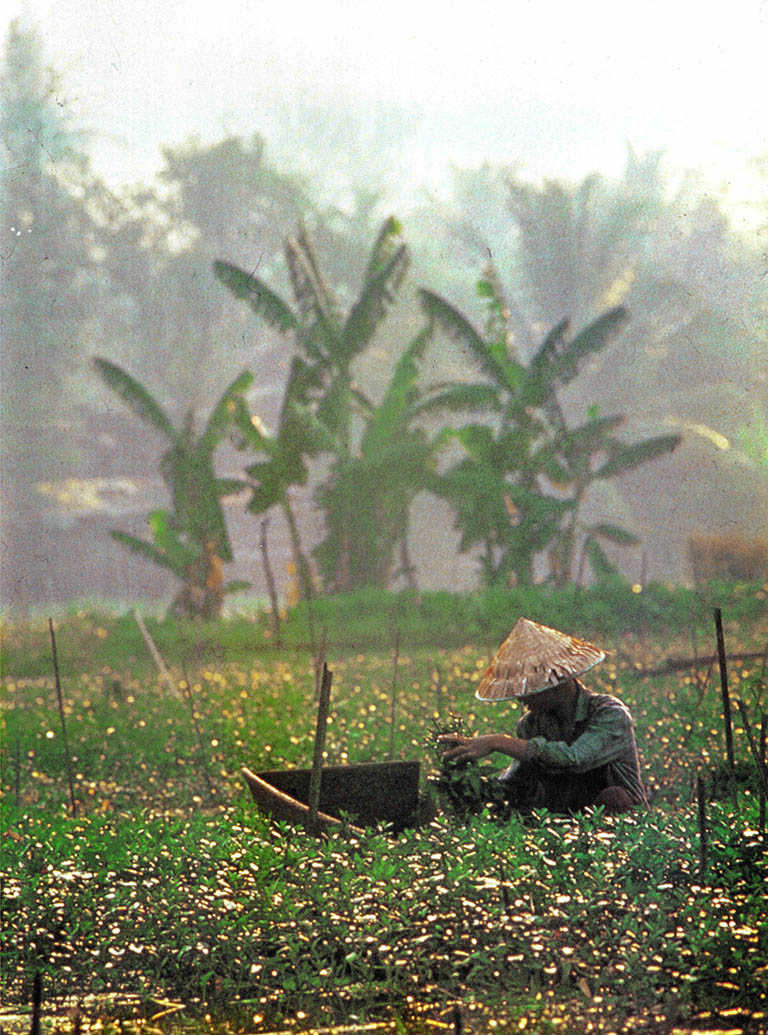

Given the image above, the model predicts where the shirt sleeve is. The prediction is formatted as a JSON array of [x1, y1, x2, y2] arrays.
[[524, 700, 633, 773]]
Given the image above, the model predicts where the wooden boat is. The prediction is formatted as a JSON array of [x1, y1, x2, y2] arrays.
[[242, 760, 422, 835]]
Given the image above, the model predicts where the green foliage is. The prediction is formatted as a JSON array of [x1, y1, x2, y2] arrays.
[[271, 580, 768, 652], [2, 603, 767, 1031], [313, 328, 445, 591], [427, 714, 509, 820], [93, 360, 252, 618], [217, 219, 442, 593], [421, 278, 681, 587]]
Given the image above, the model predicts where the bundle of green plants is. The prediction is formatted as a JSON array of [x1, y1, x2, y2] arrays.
[[426, 713, 510, 820]]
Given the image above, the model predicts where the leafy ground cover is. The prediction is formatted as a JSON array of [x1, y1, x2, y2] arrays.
[[1, 585, 767, 1033]]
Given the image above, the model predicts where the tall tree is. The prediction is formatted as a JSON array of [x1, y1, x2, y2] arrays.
[[96, 135, 312, 416], [1, 21, 107, 598]]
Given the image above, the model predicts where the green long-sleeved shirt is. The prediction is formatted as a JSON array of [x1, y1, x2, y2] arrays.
[[510, 685, 647, 804]]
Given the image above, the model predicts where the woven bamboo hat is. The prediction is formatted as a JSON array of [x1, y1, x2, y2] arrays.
[[475, 617, 606, 701]]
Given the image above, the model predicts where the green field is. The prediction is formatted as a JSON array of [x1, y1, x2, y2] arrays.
[[2, 585, 767, 1034]]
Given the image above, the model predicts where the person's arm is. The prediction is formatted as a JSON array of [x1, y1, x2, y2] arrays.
[[437, 733, 529, 762]]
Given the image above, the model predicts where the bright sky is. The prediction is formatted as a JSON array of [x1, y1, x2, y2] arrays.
[[6, 0, 768, 221]]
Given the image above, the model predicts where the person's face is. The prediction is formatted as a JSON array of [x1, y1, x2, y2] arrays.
[[519, 681, 573, 712]]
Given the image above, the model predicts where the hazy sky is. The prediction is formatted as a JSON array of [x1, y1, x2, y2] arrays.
[[6, 0, 768, 221]]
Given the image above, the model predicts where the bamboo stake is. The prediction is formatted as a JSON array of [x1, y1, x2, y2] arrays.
[[498, 859, 511, 913], [14, 734, 21, 807], [736, 700, 768, 833], [696, 774, 708, 876], [308, 663, 333, 832], [434, 663, 443, 720], [259, 518, 281, 646], [388, 628, 400, 762], [713, 608, 734, 773], [134, 610, 177, 695], [48, 619, 77, 818], [180, 667, 216, 804], [452, 1002, 463, 1035], [31, 969, 41, 1035], [760, 713, 767, 834]]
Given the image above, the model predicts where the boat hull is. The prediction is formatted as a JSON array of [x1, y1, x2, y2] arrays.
[[243, 760, 421, 833]]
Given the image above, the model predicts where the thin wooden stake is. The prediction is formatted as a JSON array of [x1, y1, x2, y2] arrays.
[[434, 663, 443, 720], [48, 619, 77, 818], [696, 774, 708, 876], [736, 700, 768, 832], [388, 628, 400, 762], [714, 608, 734, 773], [760, 713, 767, 834], [180, 667, 216, 804], [498, 859, 511, 912], [31, 969, 41, 1035], [259, 518, 281, 646], [452, 1002, 463, 1035], [14, 734, 21, 807], [134, 610, 177, 695], [308, 663, 333, 832]]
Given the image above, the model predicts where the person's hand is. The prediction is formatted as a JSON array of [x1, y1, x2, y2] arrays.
[[437, 733, 500, 762]]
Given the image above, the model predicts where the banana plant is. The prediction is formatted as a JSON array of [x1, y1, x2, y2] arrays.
[[313, 327, 448, 591], [229, 356, 330, 601], [214, 216, 409, 451], [419, 272, 681, 586], [93, 358, 252, 617], [214, 217, 412, 589]]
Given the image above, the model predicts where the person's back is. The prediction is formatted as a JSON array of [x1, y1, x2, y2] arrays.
[[506, 684, 646, 812]]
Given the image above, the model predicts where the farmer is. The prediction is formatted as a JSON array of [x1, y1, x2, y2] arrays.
[[439, 617, 647, 814]]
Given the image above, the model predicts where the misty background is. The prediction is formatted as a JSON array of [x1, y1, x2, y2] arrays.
[[2, 1, 767, 613]]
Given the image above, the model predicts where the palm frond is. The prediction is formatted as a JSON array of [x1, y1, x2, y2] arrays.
[[282, 399, 337, 457], [527, 318, 571, 379], [231, 398, 276, 454], [549, 415, 626, 465], [213, 260, 298, 333], [419, 289, 515, 389], [477, 264, 519, 364], [585, 537, 620, 580], [595, 432, 681, 479], [409, 382, 500, 418], [376, 327, 431, 413], [223, 579, 252, 596], [343, 243, 410, 358], [110, 529, 181, 575], [94, 358, 177, 442], [365, 216, 405, 282], [558, 307, 629, 385], [215, 477, 249, 497], [285, 237, 339, 358], [198, 370, 255, 455], [587, 522, 640, 546], [294, 224, 339, 316]]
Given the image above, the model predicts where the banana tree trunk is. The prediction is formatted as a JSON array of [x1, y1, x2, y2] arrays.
[[281, 494, 314, 602]]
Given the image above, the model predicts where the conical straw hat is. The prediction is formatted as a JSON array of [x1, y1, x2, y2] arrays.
[[475, 617, 605, 701]]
